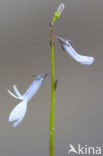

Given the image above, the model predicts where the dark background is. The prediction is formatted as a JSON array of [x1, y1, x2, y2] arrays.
[[0, 0, 103, 155]]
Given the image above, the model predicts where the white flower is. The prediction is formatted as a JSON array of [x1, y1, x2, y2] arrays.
[[56, 36, 94, 65], [8, 72, 50, 127]]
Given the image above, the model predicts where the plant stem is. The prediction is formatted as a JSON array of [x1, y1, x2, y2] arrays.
[[49, 24, 55, 156]]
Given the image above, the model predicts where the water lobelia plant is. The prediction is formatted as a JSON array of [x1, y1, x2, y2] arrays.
[[8, 3, 94, 156]]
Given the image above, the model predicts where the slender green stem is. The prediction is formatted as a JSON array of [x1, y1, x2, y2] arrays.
[[49, 24, 55, 156]]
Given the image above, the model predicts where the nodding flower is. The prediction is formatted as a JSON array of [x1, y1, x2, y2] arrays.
[[7, 72, 50, 127], [56, 36, 94, 66]]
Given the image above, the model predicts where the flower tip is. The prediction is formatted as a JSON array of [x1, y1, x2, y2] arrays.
[[88, 57, 95, 65], [43, 72, 51, 78], [77, 56, 95, 66], [57, 3, 65, 14], [56, 36, 66, 44], [13, 122, 19, 127]]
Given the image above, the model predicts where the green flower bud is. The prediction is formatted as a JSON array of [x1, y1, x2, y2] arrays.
[[52, 3, 65, 25]]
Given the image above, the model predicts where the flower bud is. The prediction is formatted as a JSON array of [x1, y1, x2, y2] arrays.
[[52, 3, 65, 24]]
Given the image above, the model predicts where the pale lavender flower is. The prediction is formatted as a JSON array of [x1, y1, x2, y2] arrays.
[[8, 73, 50, 127], [56, 36, 94, 65]]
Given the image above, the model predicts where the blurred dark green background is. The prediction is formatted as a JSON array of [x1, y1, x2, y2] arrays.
[[0, 0, 103, 155]]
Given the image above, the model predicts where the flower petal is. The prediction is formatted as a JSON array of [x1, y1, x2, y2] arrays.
[[8, 85, 23, 100], [9, 100, 27, 127], [7, 90, 20, 99], [13, 85, 23, 99]]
